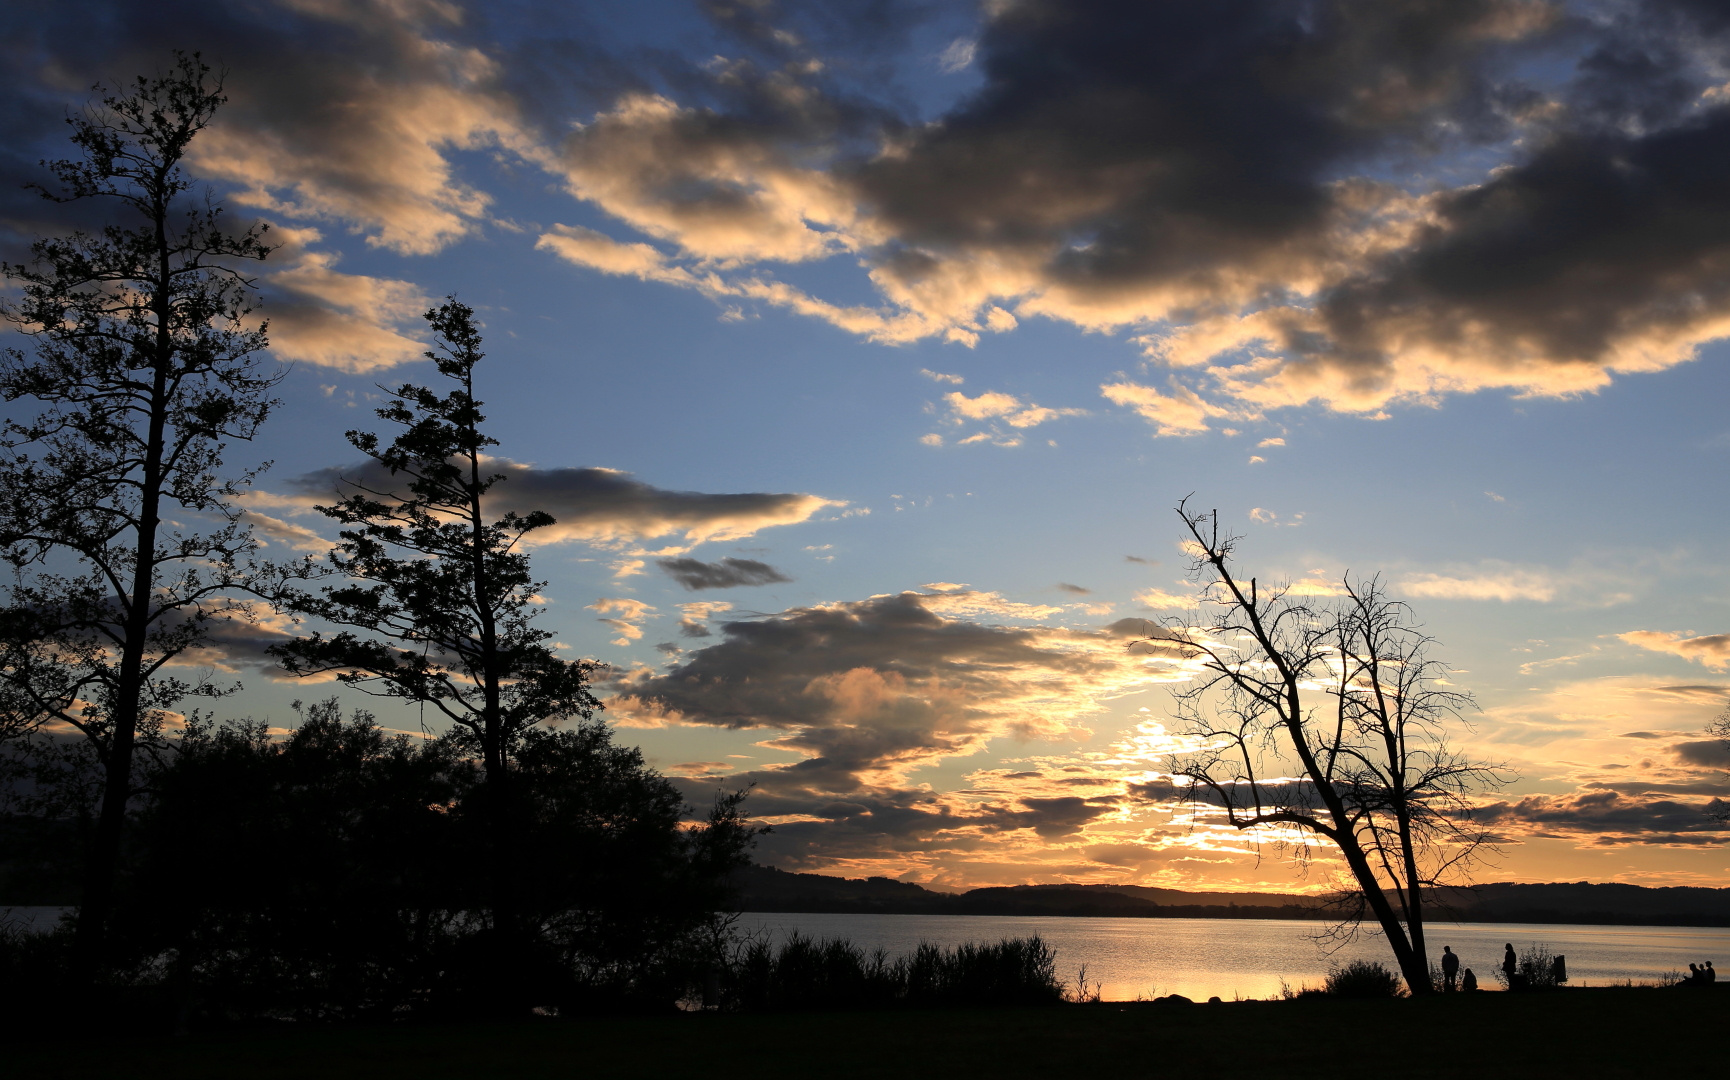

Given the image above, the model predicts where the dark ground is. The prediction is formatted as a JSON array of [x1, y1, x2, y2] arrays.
[[9, 986, 1723, 1080]]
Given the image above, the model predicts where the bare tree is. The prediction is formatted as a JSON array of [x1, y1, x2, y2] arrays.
[[0, 54, 282, 974], [1143, 501, 1504, 994], [1707, 707, 1730, 824]]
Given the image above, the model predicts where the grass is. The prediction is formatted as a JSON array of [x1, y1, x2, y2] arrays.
[[8, 985, 1723, 1080]]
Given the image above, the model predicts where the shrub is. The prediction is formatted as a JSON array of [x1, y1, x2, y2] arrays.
[[1324, 959, 1405, 998], [724, 933, 1065, 1011], [1494, 944, 1563, 991]]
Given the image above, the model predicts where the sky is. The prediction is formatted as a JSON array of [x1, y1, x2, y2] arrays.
[[3, 0, 1729, 893]]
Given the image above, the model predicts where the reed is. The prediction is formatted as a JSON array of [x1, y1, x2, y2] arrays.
[[723, 932, 1066, 1011]]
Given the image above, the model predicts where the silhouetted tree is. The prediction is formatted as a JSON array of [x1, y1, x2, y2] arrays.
[[0, 53, 280, 973], [511, 724, 760, 1008], [120, 700, 473, 1019], [1140, 501, 1504, 995], [1707, 707, 1729, 824], [271, 300, 601, 1005], [111, 700, 756, 1018]]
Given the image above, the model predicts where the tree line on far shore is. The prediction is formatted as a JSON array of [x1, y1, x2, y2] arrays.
[[0, 54, 756, 1022]]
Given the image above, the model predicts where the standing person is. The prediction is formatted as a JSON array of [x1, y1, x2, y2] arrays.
[[1707, 961, 1717, 983], [1503, 943, 1520, 990], [1441, 946, 1460, 992]]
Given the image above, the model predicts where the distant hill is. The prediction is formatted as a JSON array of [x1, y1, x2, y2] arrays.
[[730, 865, 1730, 927]]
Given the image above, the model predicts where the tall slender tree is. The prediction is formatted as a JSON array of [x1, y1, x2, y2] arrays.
[[0, 53, 280, 973], [272, 299, 601, 1000], [1145, 500, 1503, 994]]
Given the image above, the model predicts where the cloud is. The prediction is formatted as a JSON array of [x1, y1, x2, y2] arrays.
[[19, 0, 1730, 432], [260, 228, 433, 372], [677, 600, 734, 638], [942, 390, 1084, 430], [930, 389, 1084, 446], [920, 369, 965, 384], [610, 589, 1199, 787], [548, 90, 862, 267], [1620, 630, 1730, 671], [1133, 588, 1193, 610], [607, 587, 1226, 873], [518, 0, 1730, 432], [1675, 739, 1730, 769], [588, 597, 656, 646], [1470, 790, 1730, 847], [657, 556, 793, 590], [937, 37, 977, 74], [273, 460, 839, 548], [0, 0, 537, 260], [1100, 380, 1240, 436], [1400, 566, 1559, 602], [184, 1, 533, 256]]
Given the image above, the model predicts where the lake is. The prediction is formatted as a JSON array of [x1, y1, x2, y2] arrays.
[[734, 912, 1730, 1001], [9, 905, 1724, 1002]]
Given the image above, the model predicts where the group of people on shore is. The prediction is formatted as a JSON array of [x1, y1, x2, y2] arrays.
[[1441, 943, 1721, 990], [1437, 943, 1567, 992], [1682, 961, 1717, 986]]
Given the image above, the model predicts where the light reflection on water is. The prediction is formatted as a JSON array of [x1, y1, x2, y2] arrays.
[[10, 906, 1725, 1002], [735, 912, 1730, 1002]]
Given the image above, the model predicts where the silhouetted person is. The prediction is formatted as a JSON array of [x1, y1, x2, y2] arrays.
[[1552, 954, 1566, 985], [1503, 943, 1517, 982], [1461, 968, 1478, 992], [1686, 963, 1701, 985], [1441, 945, 1460, 992], [1707, 961, 1717, 983]]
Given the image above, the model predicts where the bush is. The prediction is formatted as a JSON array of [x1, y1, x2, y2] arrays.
[[724, 933, 1066, 1011], [1495, 944, 1563, 991], [23, 700, 766, 1022], [1324, 959, 1405, 998]]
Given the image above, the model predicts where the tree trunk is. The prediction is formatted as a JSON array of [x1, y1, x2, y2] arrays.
[[71, 211, 173, 980]]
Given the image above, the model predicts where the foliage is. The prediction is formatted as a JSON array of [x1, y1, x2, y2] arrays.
[[1323, 959, 1405, 999], [271, 300, 599, 775], [271, 301, 601, 1000], [89, 700, 756, 1020], [1143, 501, 1505, 994], [724, 933, 1066, 1011], [0, 913, 73, 1031], [1494, 943, 1564, 991], [0, 52, 282, 967]]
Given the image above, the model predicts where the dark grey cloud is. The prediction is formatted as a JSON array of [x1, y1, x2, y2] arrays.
[[1674, 739, 1730, 769], [1302, 101, 1730, 393], [613, 590, 1159, 783], [1471, 789, 1730, 846], [657, 556, 792, 591], [852, 0, 1544, 295], [24, 1, 1730, 413], [1056, 583, 1090, 595], [609, 588, 1181, 867], [279, 459, 836, 546], [531, 0, 1730, 417]]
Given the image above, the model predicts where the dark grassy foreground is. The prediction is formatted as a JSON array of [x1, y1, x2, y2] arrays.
[[11, 987, 1722, 1080]]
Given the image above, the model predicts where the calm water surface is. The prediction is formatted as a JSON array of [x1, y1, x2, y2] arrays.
[[9, 905, 1724, 1002], [735, 912, 1730, 1001]]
